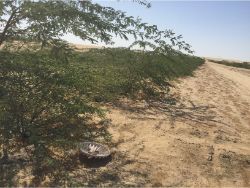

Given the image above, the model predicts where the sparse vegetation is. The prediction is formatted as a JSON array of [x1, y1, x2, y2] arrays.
[[209, 59, 250, 69]]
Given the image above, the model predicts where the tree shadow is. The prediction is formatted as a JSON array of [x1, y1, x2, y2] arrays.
[[0, 157, 32, 186], [149, 99, 230, 127], [0, 116, 148, 187], [79, 154, 112, 168], [0, 117, 113, 187], [76, 151, 150, 187], [112, 96, 230, 128], [1, 95, 227, 187]]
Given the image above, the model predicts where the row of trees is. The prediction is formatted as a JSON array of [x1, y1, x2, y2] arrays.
[[0, 0, 193, 169]]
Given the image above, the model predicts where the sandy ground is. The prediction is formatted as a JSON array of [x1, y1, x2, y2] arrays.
[[71, 44, 101, 52], [106, 60, 250, 187]]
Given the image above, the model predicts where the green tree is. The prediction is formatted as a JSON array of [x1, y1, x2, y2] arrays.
[[0, 0, 193, 53], [0, 0, 194, 170]]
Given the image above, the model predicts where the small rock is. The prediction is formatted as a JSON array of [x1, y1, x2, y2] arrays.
[[208, 155, 213, 161]]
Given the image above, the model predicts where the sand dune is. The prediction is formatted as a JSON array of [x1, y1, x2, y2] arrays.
[[105, 60, 250, 186], [204, 57, 245, 63], [71, 43, 101, 51]]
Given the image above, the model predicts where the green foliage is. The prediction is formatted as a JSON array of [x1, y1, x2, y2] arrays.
[[0, 48, 203, 150], [0, 50, 108, 159], [70, 48, 204, 101], [209, 59, 250, 69], [0, 0, 193, 53]]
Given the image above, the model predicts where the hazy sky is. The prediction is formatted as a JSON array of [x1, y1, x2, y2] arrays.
[[63, 1, 250, 61]]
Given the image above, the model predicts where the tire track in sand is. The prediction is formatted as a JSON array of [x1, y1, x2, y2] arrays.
[[106, 60, 250, 187]]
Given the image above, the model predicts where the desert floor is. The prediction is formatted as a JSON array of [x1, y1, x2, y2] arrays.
[[104, 60, 250, 187]]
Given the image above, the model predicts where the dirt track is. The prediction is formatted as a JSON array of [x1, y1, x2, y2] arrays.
[[107, 60, 250, 187]]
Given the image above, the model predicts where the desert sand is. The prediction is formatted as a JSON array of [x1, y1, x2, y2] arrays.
[[204, 57, 245, 63], [104, 60, 250, 186]]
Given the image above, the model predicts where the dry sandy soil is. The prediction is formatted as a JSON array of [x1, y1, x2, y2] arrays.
[[104, 60, 250, 187]]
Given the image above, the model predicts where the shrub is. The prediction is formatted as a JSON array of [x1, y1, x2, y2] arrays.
[[0, 50, 108, 162]]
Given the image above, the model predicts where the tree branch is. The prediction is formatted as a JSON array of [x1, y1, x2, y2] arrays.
[[0, 7, 18, 46]]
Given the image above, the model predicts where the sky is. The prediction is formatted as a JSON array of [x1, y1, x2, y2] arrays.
[[63, 1, 250, 61]]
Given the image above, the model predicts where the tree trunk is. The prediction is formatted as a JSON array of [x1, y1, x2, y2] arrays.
[[0, 8, 17, 46]]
